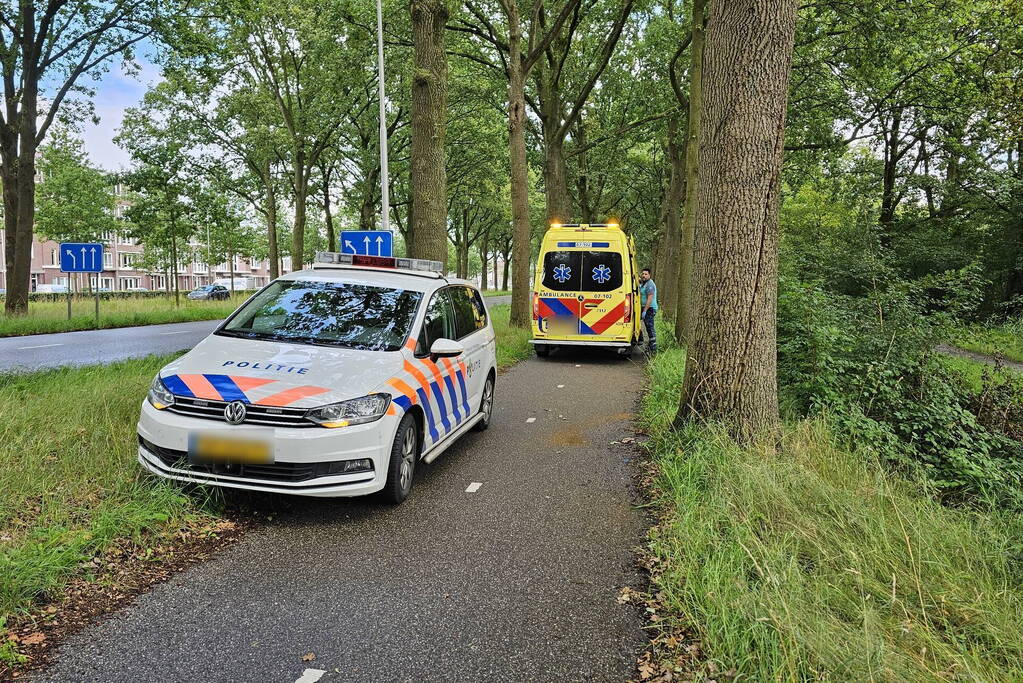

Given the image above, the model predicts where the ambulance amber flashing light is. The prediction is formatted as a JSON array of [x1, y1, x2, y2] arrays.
[[315, 251, 443, 273], [549, 221, 620, 229]]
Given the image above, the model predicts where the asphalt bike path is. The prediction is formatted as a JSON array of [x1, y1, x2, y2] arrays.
[[0, 296, 512, 373], [34, 346, 646, 682]]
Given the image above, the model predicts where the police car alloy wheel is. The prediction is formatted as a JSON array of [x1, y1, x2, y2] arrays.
[[383, 413, 418, 504], [474, 375, 494, 431]]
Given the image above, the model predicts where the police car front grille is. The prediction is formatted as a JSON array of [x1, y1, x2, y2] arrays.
[[167, 396, 315, 427], [140, 437, 326, 483]]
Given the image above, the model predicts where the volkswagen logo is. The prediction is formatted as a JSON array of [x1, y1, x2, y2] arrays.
[[224, 400, 247, 425]]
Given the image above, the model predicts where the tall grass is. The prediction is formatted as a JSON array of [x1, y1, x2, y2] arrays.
[[0, 355, 212, 619], [0, 293, 251, 337], [489, 304, 533, 370], [642, 348, 1023, 679]]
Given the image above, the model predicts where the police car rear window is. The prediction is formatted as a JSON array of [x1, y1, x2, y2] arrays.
[[542, 251, 623, 292], [217, 280, 423, 352]]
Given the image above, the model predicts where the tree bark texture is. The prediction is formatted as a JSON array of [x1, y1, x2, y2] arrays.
[[264, 163, 280, 280], [675, 0, 706, 345], [676, 0, 798, 439], [291, 148, 309, 271], [506, 1, 532, 328], [655, 115, 686, 322], [409, 0, 450, 269]]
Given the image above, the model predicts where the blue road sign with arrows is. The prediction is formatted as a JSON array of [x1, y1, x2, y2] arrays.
[[60, 243, 104, 273], [340, 230, 393, 257]]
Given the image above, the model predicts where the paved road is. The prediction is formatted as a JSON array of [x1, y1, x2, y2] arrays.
[[35, 349, 647, 682], [0, 296, 512, 373], [0, 320, 222, 373]]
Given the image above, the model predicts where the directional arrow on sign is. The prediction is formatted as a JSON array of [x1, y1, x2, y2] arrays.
[[344, 240, 355, 254], [90, 246, 98, 270], [364, 236, 371, 254], [66, 250, 76, 268], [375, 236, 383, 255]]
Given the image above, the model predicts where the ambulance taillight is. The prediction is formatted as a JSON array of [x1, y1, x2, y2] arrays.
[[624, 293, 632, 323], [532, 293, 540, 319]]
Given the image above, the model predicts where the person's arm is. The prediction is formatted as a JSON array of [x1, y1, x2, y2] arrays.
[[641, 284, 649, 316]]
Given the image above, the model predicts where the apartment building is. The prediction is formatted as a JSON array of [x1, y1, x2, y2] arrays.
[[0, 188, 275, 292]]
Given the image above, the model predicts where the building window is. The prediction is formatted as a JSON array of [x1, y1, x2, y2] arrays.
[[50, 248, 58, 266], [103, 252, 113, 269], [119, 277, 141, 290], [101, 230, 117, 243], [119, 252, 139, 269]]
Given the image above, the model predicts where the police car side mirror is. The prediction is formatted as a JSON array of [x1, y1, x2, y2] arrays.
[[429, 338, 464, 361]]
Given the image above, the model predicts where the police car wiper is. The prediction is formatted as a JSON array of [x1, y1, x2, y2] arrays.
[[216, 329, 265, 340]]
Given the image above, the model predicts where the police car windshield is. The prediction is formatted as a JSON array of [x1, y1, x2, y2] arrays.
[[218, 280, 423, 352]]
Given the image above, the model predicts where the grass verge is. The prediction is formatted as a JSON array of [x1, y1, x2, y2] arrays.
[[482, 289, 512, 298], [949, 320, 1023, 364], [640, 348, 1023, 679], [0, 355, 219, 629], [490, 303, 532, 370], [0, 293, 250, 338]]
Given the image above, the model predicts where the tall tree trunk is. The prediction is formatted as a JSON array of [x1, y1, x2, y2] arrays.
[[322, 177, 335, 252], [879, 106, 902, 233], [409, 0, 450, 268], [266, 178, 280, 280], [228, 246, 236, 295], [502, 245, 511, 291], [656, 115, 686, 323], [675, 0, 798, 439], [359, 166, 380, 231], [292, 148, 309, 271], [479, 234, 489, 290], [506, 2, 532, 327], [170, 226, 180, 308], [675, 0, 706, 345], [574, 121, 594, 223], [538, 69, 572, 223]]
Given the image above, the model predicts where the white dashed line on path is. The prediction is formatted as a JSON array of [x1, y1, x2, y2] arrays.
[[526, 417, 536, 423], [158, 331, 192, 335], [465, 482, 483, 493], [294, 669, 326, 683], [557, 384, 565, 388], [16, 343, 62, 350]]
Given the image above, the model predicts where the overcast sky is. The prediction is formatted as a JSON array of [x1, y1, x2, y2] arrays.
[[79, 52, 162, 172]]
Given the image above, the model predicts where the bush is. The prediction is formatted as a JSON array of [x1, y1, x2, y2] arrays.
[[778, 275, 1023, 508]]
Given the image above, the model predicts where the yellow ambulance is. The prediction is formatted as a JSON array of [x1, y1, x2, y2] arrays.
[[530, 222, 642, 358]]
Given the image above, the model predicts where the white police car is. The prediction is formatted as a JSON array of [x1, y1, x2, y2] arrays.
[[137, 252, 497, 504]]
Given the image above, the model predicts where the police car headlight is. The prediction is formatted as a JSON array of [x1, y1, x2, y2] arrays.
[[306, 393, 391, 428], [147, 375, 175, 410]]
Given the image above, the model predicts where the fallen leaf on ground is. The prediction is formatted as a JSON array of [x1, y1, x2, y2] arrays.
[[301, 652, 316, 662], [21, 633, 46, 646]]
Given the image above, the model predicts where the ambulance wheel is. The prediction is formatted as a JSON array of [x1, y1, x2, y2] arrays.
[[474, 374, 495, 431], [535, 344, 551, 358], [381, 413, 418, 505]]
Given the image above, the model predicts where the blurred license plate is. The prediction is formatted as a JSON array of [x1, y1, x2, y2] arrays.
[[188, 430, 274, 465], [549, 316, 578, 335]]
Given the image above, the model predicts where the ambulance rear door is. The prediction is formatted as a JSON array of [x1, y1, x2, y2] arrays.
[[536, 247, 632, 341]]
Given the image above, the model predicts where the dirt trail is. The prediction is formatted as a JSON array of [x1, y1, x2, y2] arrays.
[[935, 343, 1023, 374]]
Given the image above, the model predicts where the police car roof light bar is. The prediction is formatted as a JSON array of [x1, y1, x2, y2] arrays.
[[314, 251, 443, 274]]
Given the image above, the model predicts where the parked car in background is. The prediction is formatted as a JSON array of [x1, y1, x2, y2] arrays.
[[35, 284, 69, 294], [213, 277, 257, 291], [187, 284, 231, 301]]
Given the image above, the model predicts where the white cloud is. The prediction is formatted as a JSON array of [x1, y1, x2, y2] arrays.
[[79, 53, 163, 171]]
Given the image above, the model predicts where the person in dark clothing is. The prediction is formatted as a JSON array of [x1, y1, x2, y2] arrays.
[[639, 267, 657, 353]]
